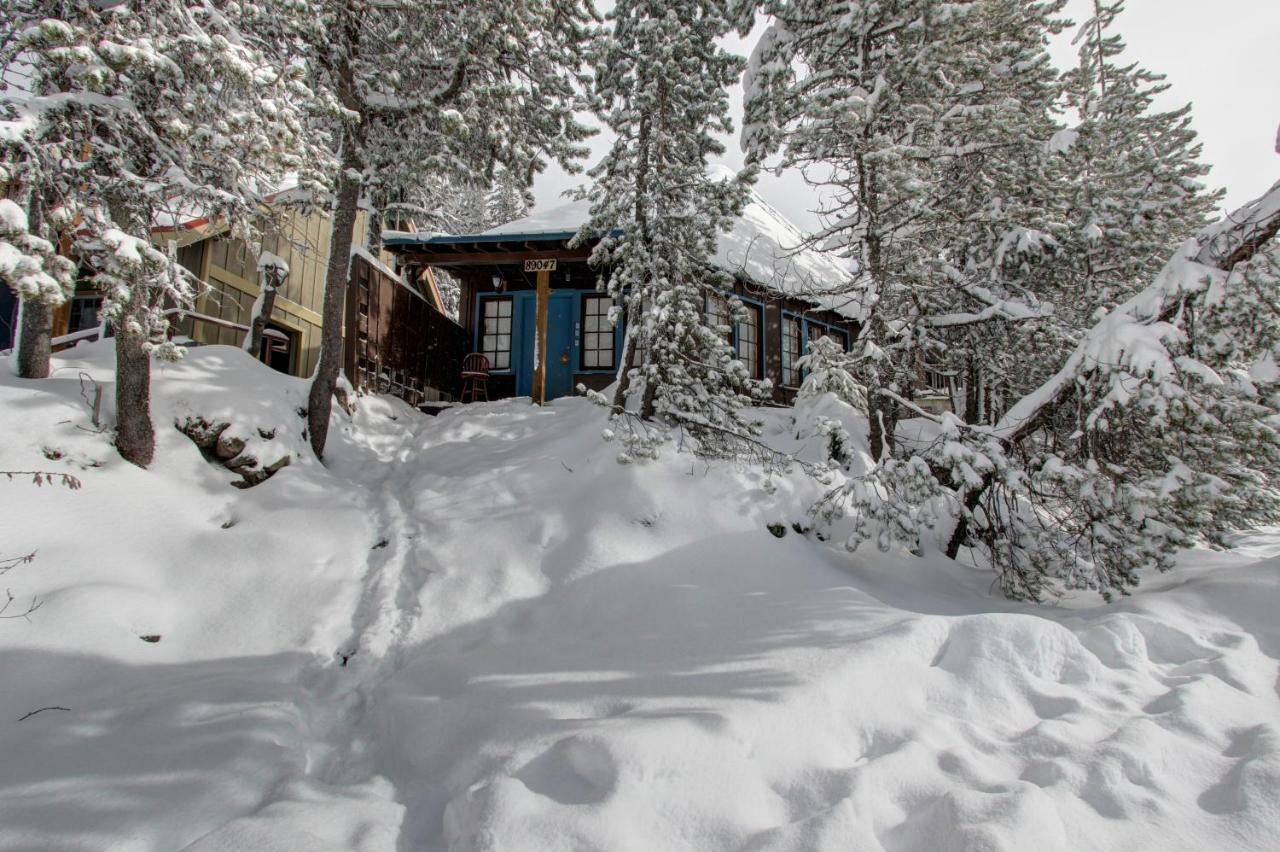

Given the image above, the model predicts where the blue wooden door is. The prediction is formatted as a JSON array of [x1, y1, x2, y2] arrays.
[[515, 292, 576, 400], [545, 294, 575, 400]]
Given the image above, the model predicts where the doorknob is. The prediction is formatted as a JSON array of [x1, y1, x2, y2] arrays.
[[559, 352, 570, 365]]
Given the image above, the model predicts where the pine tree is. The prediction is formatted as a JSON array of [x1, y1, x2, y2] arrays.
[[578, 0, 763, 460], [1056, 0, 1223, 321], [2, 1, 320, 466], [304, 0, 593, 459], [742, 0, 1068, 451], [486, 169, 530, 229], [822, 182, 1280, 601]]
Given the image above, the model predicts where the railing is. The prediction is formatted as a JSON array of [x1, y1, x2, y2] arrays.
[[2, 308, 249, 357]]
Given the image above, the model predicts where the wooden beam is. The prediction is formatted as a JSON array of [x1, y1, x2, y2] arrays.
[[394, 246, 593, 267], [532, 269, 550, 405]]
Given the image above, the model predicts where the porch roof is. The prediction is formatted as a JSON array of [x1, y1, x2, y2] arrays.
[[384, 187, 869, 321]]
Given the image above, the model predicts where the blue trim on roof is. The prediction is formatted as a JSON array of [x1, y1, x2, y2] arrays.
[[384, 230, 582, 247]]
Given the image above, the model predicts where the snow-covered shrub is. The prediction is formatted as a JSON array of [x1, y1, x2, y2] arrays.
[[796, 335, 867, 412]]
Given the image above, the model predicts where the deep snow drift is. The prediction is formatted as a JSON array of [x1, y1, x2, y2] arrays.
[[1, 344, 1278, 851]]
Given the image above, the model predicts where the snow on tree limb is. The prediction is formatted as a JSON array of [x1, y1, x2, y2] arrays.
[[992, 178, 1280, 446]]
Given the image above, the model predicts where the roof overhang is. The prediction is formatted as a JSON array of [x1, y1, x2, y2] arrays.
[[384, 232, 596, 267]]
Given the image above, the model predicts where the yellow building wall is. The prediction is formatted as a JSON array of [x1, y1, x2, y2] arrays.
[[162, 207, 374, 378]]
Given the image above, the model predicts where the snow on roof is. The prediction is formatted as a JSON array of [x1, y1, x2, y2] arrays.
[[480, 179, 865, 320], [483, 198, 592, 239]]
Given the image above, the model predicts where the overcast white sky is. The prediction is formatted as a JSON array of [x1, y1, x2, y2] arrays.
[[532, 0, 1280, 232]]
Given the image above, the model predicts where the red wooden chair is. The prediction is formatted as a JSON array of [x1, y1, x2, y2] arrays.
[[460, 353, 491, 403]]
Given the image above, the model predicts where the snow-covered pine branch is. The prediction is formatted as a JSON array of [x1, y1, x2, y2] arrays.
[[828, 178, 1280, 601]]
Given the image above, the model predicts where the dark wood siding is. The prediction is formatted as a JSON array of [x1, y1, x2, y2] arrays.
[[345, 254, 469, 403]]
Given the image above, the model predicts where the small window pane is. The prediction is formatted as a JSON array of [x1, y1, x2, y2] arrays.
[[580, 296, 615, 370], [782, 316, 802, 386], [736, 305, 761, 380]]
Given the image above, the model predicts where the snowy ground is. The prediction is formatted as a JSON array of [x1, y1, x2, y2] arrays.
[[1, 343, 1278, 851]]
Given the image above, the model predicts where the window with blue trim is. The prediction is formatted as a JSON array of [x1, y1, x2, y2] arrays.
[[706, 293, 763, 379], [736, 303, 763, 379], [705, 292, 733, 344], [782, 315, 802, 386]]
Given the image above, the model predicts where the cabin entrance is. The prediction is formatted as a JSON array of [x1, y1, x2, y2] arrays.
[[515, 291, 574, 400]]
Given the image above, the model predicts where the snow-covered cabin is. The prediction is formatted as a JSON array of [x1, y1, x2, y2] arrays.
[[385, 188, 864, 404]]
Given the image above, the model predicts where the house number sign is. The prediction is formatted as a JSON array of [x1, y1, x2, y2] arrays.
[[524, 259, 558, 272]]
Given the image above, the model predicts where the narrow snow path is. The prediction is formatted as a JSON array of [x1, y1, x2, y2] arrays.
[[3, 347, 1278, 852]]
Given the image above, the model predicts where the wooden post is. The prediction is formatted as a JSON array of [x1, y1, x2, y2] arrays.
[[532, 268, 550, 405]]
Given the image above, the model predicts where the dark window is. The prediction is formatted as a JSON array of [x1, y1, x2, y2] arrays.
[[581, 295, 615, 370], [68, 296, 103, 334], [807, 322, 826, 348], [736, 303, 762, 379], [176, 241, 205, 278], [924, 370, 952, 393], [782, 316, 802, 386], [258, 323, 296, 374], [481, 298, 512, 370]]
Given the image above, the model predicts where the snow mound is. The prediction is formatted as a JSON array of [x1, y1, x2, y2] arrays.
[[2, 344, 1279, 850]]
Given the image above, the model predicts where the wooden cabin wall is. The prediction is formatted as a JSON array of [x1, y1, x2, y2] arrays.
[[346, 253, 469, 402]]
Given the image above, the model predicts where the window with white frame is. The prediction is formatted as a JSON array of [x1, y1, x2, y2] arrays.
[[581, 295, 615, 369], [481, 298, 512, 369], [736, 303, 762, 379], [782, 315, 802, 386]]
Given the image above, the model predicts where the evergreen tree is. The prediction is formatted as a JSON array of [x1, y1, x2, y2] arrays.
[[578, 0, 763, 460], [830, 184, 1280, 601], [742, 0, 1069, 451], [1057, 0, 1223, 320], [1, 0, 320, 466], [486, 168, 530, 229], [304, 0, 593, 459]]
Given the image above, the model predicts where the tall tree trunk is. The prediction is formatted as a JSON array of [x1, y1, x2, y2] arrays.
[[16, 300, 53, 379], [16, 197, 55, 379], [639, 376, 657, 420], [964, 359, 980, 424], [612, 298, 639, 409], [114, 307, 154, 468], [307, 141, 363, 459], [868, 394, 895, 462]]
